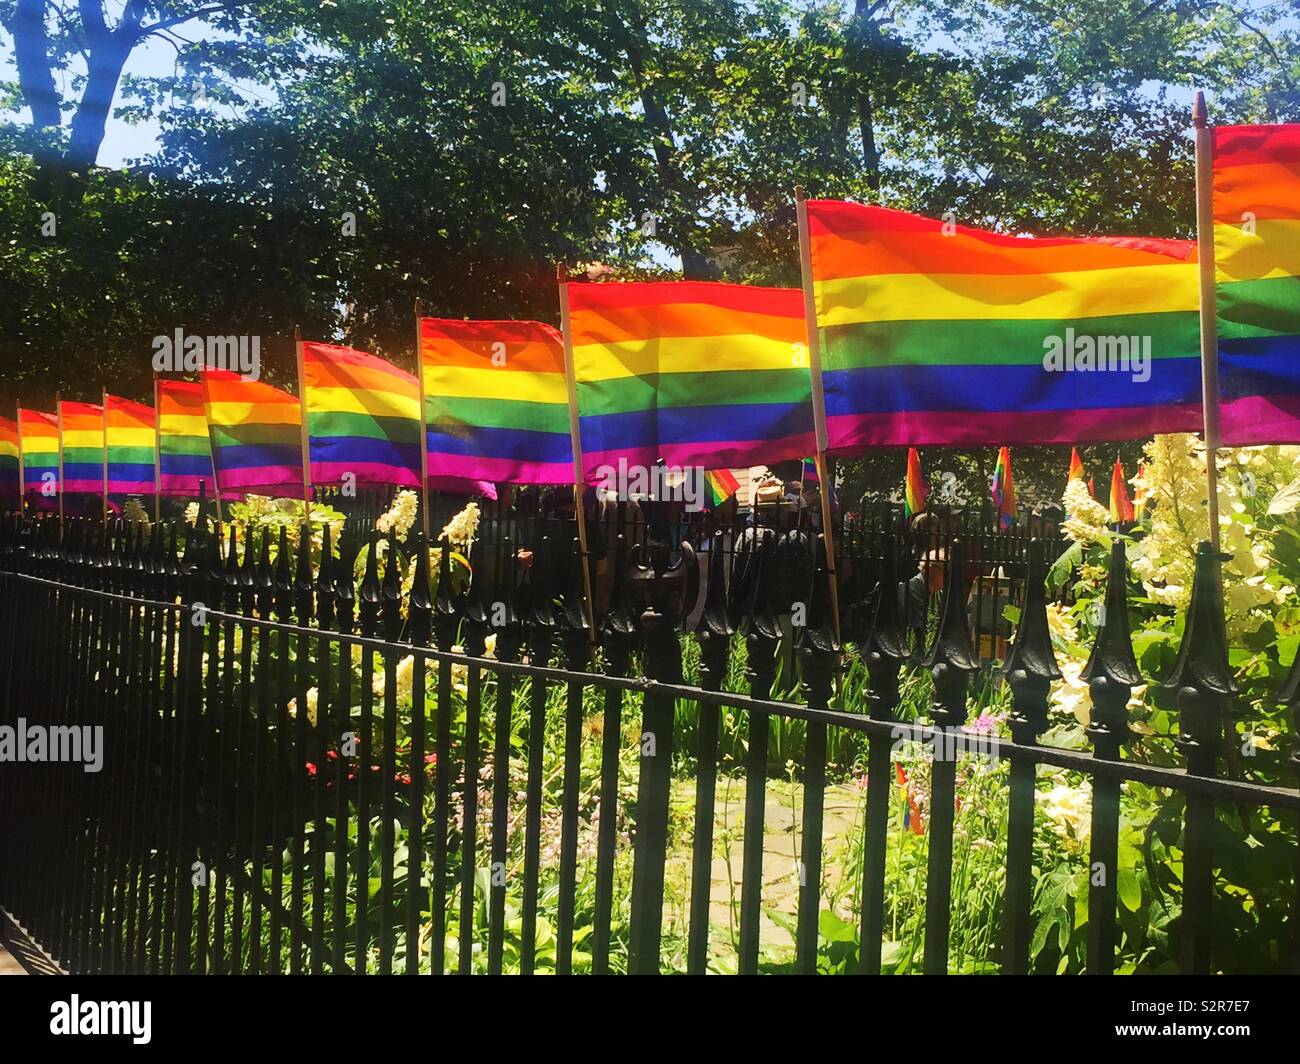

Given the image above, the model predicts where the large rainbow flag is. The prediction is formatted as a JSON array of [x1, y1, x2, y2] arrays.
[[565, 281, 815, 483], [1213, 124, 1300, 444], [302, 341, 422, 488], [419, 317, 573, 485], [158, 380, 217, 497], [0, 415, 19, 509], [59, 401, 104, 495], [201, 370, 305, 497], [104, 394, 157, 496], [805, 201, 1204, 449], [18, 408, 59, 506]]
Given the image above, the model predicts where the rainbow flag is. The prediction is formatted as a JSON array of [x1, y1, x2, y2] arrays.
[[1109, 458, 1135, 523], [59, 401, 104, 495], [705, 468, 741, 506], [991, 446, 1016, 528], [566, 281, 815, 483], [302, 341, 421, 489], [904, 447, 927, 516], [201, 370, 305, 497], [805, 201, 1204, 448], [0, 415, 19, 509], [1213, 124, 1300, 444], [1067, 447, 1085, 483], [104, 394, 157, 496], [19, 408, 59, 506], [419, 318, 572, 485], [158, 380, 218, 497]]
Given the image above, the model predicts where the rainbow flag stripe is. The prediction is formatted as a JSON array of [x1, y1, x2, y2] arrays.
[[806, 201, 1204, 448], [201, 370, 305, 497], [104, 394, 157, 495], [303, 342, 421, 488], [420, 318, 573, 485], [59, 401, 104, 494], [1213, 124, 1300, 444], [0, 415, 19, 509], [19, 408, 59, 505], [158, 381, 217, 497], [566, 281, 815, 483]]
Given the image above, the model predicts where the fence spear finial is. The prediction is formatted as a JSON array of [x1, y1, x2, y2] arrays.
[[1081, 538, 1141, 755], [1004, 538, 1063, 743], [1164, 540, 1237, 774]]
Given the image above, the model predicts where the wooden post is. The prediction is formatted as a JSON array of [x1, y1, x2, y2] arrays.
[[794, 185, 841, 644], [101, 388, 110, 526], [55, 394, 64, 529], [556, 264, 600, 649], [198, 373, 226, 531], [414, 299, 432, 543], [15, 403, 26, 516], [293, 326, 313, 522], [1193, 90, 1222, 547], [152, 374, 162, 522]]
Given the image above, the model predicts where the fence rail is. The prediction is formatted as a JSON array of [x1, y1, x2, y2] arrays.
[[0, 512, 1295, 975]]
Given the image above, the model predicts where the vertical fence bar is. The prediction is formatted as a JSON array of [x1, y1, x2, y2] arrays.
[[687, 532, 732, 974], [1001, 539, 1060, 974], [858, 539, 909, 974], [922, 540, 979, 975], [1165, 541, 1236, 975]]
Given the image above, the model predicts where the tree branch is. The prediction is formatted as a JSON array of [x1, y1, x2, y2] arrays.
[[6, 0, 64, 132]]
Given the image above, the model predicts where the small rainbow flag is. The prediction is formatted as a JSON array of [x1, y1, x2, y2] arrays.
[[201, 370, 305, 497], [302, 341, 421, 489], [59, 401, 104, 495], [565, 281, 815, 482], [420, 318, 573, 485], [991, 446, 1016, 528], [104, 394, 157, 496], [1109, 458, 1135, 523], [705, 468, 741, 506], [1213, 124, 1300, 444], [1068, 447, 1085, 483], [0, 415, 19, 509], [19, 408, 59, 507], [158, 380, 217, 497], [806, 201, 1204, 448], [904, 447, 928, 517]]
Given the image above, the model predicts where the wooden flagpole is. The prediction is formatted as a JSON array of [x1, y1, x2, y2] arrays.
[[55, 394, 64, 529], [101, 388, 110, 526], [199, 373, 226, 532], [152, 374, 162, 522], [293, 326, 313, 522], [414, 299, 432, 544], [557, 263, 599, 649], [1193, 90, 1222, 547], [15, 402, 26, 516], [794, 185, 841, 644]]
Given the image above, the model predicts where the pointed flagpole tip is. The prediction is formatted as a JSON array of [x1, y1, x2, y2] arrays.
[[293, 325, 303, 342], [1193, 90, 1208, 128], [414, 296, 423, 316], [556, 262, 567, 283], [794, 184, 806, 202]]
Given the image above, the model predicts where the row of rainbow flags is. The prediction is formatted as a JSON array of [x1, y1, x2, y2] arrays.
[[0, 119, 1295, 515]]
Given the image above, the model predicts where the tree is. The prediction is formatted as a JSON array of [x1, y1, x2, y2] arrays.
[[2, 2, 262, 166]]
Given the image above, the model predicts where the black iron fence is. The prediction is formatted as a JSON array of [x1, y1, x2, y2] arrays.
[[0, 513, 1295, 974]]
